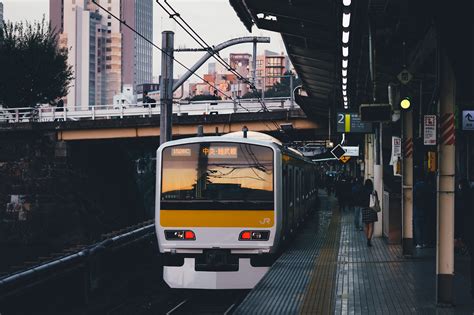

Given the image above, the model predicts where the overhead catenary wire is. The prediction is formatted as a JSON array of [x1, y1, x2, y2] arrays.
[[91, 0, 248, 111], [156, 0, 285, 135], [92, 1, 285, 134], [157, 0, 274, 115]]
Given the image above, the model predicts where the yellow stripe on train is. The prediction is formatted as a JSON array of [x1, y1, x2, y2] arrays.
[[160, 210, 274, 228]]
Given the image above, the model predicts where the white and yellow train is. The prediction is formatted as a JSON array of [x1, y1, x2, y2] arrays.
[[155, 131, 319, 289]]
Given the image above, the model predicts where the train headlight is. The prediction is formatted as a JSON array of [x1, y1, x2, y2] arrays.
[[165, 230, 196, 240], [239, 230, 270, 241]]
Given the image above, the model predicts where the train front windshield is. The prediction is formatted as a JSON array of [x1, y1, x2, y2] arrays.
[[161, 142, 273, 205]]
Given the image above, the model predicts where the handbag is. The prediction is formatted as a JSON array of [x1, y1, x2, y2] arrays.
[[369, 190, 381, 212]]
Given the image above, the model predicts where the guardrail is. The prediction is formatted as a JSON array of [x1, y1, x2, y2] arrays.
[[0, 222, 156, 310], [0, 97, 298, 123]]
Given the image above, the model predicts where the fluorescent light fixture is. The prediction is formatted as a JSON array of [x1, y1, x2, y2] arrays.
[[342, 77, 347, 84], [342, 31, 350, 44], [342, 90, 347, 96], [343, 96, 348, 101], [344, 106, 349, 109], [342, 59, 348, 69], [342, 69, 347, 77], [342, 12, 351, 28], [343, 0, 351, 6], [342, 46, 349, 57], [344, 101, 348, 105], [342, 84, 347, 89]]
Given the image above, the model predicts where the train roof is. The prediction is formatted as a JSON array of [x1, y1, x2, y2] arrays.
[[221, 131, 282, 145]]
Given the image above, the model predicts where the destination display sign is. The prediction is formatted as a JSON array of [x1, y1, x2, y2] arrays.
[[202, 146, 238, 158], [336, 113, 373, 133], [171, 147, 192, 157]]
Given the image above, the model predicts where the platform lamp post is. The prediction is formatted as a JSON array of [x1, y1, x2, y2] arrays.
[[160, 31, 174, 145]]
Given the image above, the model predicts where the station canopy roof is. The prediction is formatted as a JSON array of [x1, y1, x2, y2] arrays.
[[230, 0, 338, 122]]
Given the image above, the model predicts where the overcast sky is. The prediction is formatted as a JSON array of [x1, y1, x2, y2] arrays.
[[2, 0, 286, 82]]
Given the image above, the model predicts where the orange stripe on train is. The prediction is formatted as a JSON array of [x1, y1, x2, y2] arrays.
[[160, 210, 274, 228]]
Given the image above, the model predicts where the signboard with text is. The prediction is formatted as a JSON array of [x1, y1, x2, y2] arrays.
[[424, 115, 437, 145], [462, 110, 474, 131], [336, 113, 373, 133], [341, 146, 359, 157]]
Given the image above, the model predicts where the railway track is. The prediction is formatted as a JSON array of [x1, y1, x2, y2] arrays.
[[163, 290, 249, 315]]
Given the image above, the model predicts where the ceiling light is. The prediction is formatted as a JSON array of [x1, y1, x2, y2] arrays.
[[342, 77, 347, 84], [344, 101, 348, 105], [343, 0, 351, 6], [342, 59, 348, 69], [342, 31, 349, 44], [343, 90, 347, 96], [342, 84, 347, 89], [342, 69, 347, 77], [342, 46, 349, 57], [343, 96, 348, 102], [342, 12, 351, 28]]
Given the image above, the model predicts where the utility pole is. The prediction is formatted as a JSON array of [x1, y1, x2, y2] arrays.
[[252, 39, 257, 85], [436, 53, 456, 306], [401, 108, 414, 255], [160, 31, 174, 145]]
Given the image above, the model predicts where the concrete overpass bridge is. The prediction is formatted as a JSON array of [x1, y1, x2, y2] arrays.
[[0, 98, 326, 142]]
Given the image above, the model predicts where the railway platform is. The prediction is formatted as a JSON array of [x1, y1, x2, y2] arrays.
[[234, 191, 474, 314]]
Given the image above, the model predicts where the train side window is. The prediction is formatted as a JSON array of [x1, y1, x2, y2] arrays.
[[289, 167, 293, 206]]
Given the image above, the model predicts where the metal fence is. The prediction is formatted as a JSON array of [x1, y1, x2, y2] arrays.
[[0, 97, 298, 123]]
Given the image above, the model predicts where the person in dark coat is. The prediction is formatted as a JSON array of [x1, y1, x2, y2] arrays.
[[361, 179, 377, 247], [352, 177, 363, 231], [458, 179, 474, 296]]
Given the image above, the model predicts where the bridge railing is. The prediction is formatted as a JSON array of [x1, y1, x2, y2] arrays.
[[0, 97, 299, 123]]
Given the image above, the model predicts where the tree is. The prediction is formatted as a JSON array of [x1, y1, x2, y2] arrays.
[[264, 71, 302, 98], [0, 18, 73, 108], [240, 71, 302, 99]]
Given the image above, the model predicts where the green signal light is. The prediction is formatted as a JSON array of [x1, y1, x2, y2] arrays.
[[400, 97, 411, 110]]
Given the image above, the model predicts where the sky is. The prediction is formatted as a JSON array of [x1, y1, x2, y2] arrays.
[[2, 0, 286, 82]]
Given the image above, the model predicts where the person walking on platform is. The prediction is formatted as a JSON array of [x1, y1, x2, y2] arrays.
[[459, 179, 474, 297], [352, 177, 363, 231], [361, 179, 377, 247]]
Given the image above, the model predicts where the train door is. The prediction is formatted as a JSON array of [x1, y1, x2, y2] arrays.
[[288, 166, 295, 232], [296, 167, 300, 226], [282, 163, 289, 237]]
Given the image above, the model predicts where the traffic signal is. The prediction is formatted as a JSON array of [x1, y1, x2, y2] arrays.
[[400, 97, 411, 110]]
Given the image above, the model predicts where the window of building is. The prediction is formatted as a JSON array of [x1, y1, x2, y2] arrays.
[[107, 22, 111, 27], [106, 56, 111, 60]]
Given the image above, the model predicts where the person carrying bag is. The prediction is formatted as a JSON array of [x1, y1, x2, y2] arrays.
[[370, 190, 381, 213], [362, 179, 378, 247]]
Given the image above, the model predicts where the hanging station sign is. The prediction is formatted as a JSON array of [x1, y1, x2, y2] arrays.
[[462, 110, 474, 131], [336, 113, 373, 133], [423, 115, 437, 145]]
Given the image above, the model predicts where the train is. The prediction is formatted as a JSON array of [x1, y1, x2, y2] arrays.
[[155, 131, 319, 289]]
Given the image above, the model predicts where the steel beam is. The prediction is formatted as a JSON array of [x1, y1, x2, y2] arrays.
[[172, 36, 270, 93]]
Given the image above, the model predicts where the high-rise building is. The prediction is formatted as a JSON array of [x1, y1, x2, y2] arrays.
[[49, 0, 153, 109], [251, 50, 288, 91], [122, 0, 153, 90], [0, 2, 4, 25]]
